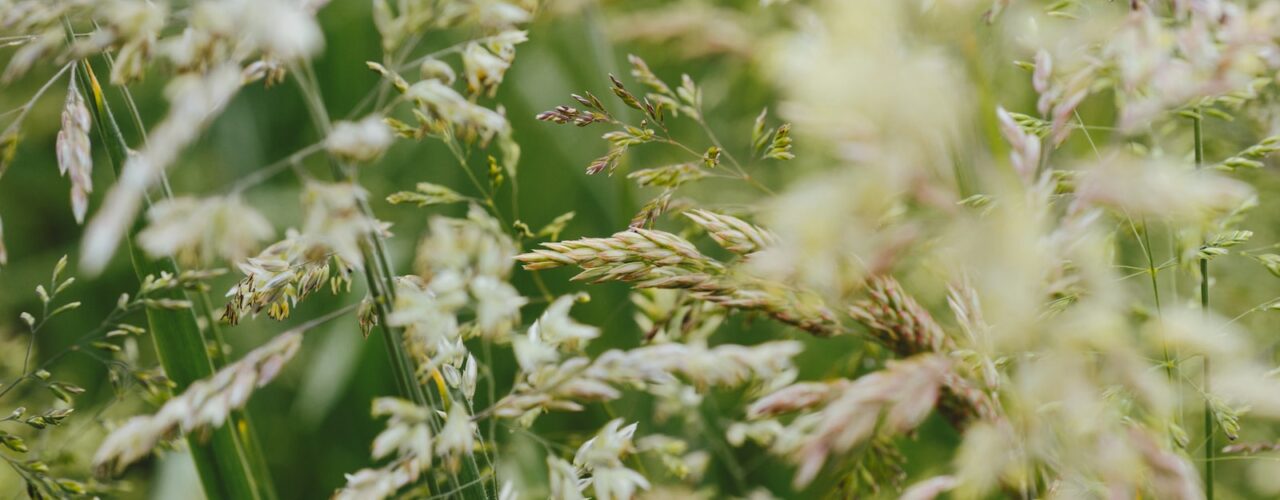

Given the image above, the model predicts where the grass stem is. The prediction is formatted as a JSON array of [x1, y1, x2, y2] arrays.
[[1194, 109, 1214, 500]]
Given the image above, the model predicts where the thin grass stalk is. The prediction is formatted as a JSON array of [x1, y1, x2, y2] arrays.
[[94, 41, 281, 500], [290, 62, 492, 499], [197, 290, 279, 500], [69, 51, 270, 500], [1194, 109, 1214, 500]]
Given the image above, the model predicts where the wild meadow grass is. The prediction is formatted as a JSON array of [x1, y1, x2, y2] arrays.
[[6, 0, 1280, 499]]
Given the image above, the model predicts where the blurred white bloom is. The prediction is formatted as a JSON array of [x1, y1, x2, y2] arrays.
[[769, 0, 967, 169], [389, 274, 465, 328], [1074, 155, 1253, 224], [1143, 308, 1247, 361], [952, 421, 1015, 498], [138, 195, 274, 266], [474, 3, 531, 30], [470, 275, 526, 337], [161, 27, 220, 73], [327, 116, 394, 163], [415, 205, 516, 279], [96, 0, 166, 83], [235, 0, 324, 60], [418, 57, 456, 85], [102, 0, 166, 41], [301, 181, 380, 269]]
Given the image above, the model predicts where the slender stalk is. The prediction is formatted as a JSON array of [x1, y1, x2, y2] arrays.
[[1134, 219, 1180, 391], [198, 290, 279, 500], [68, 47, 271, 500], [290, 61, 492, 499], [93, 40, 280, 500], [1193, 110, 1214, 500]]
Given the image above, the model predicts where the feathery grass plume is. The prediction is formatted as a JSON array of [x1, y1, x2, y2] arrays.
[[746, 381, 849, 419], [55, 75, 92, 224], [683, 209, 776, 255], [848, 276, 999, 427], [946, 279, 1000, 390], [517, 228, 842, 335], [137, 195, 274, 266], [92, 331, 301, 476], [1215, 135, 1280, 171], [626, 163, 707, 189], [223, 230, 352, 324], [1103, 4, 1280, 131], [496, 337, 802, 425], [743, 354, 952, 488], [386, 182, 467, 207], [994, 106, 1039, 185], [517, 228, 722, 275], [848, 276, 951, 356]]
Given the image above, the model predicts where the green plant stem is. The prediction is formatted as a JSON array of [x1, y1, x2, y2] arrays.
[[100, 40, 280, 500], [1194, 110, 1214, 500], [198, 289, 279, 500], [65, 35, 273, 499], [290, 60, 492, 499]]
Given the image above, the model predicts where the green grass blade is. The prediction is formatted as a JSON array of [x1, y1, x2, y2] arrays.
[[71, 57, 271, 500]]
